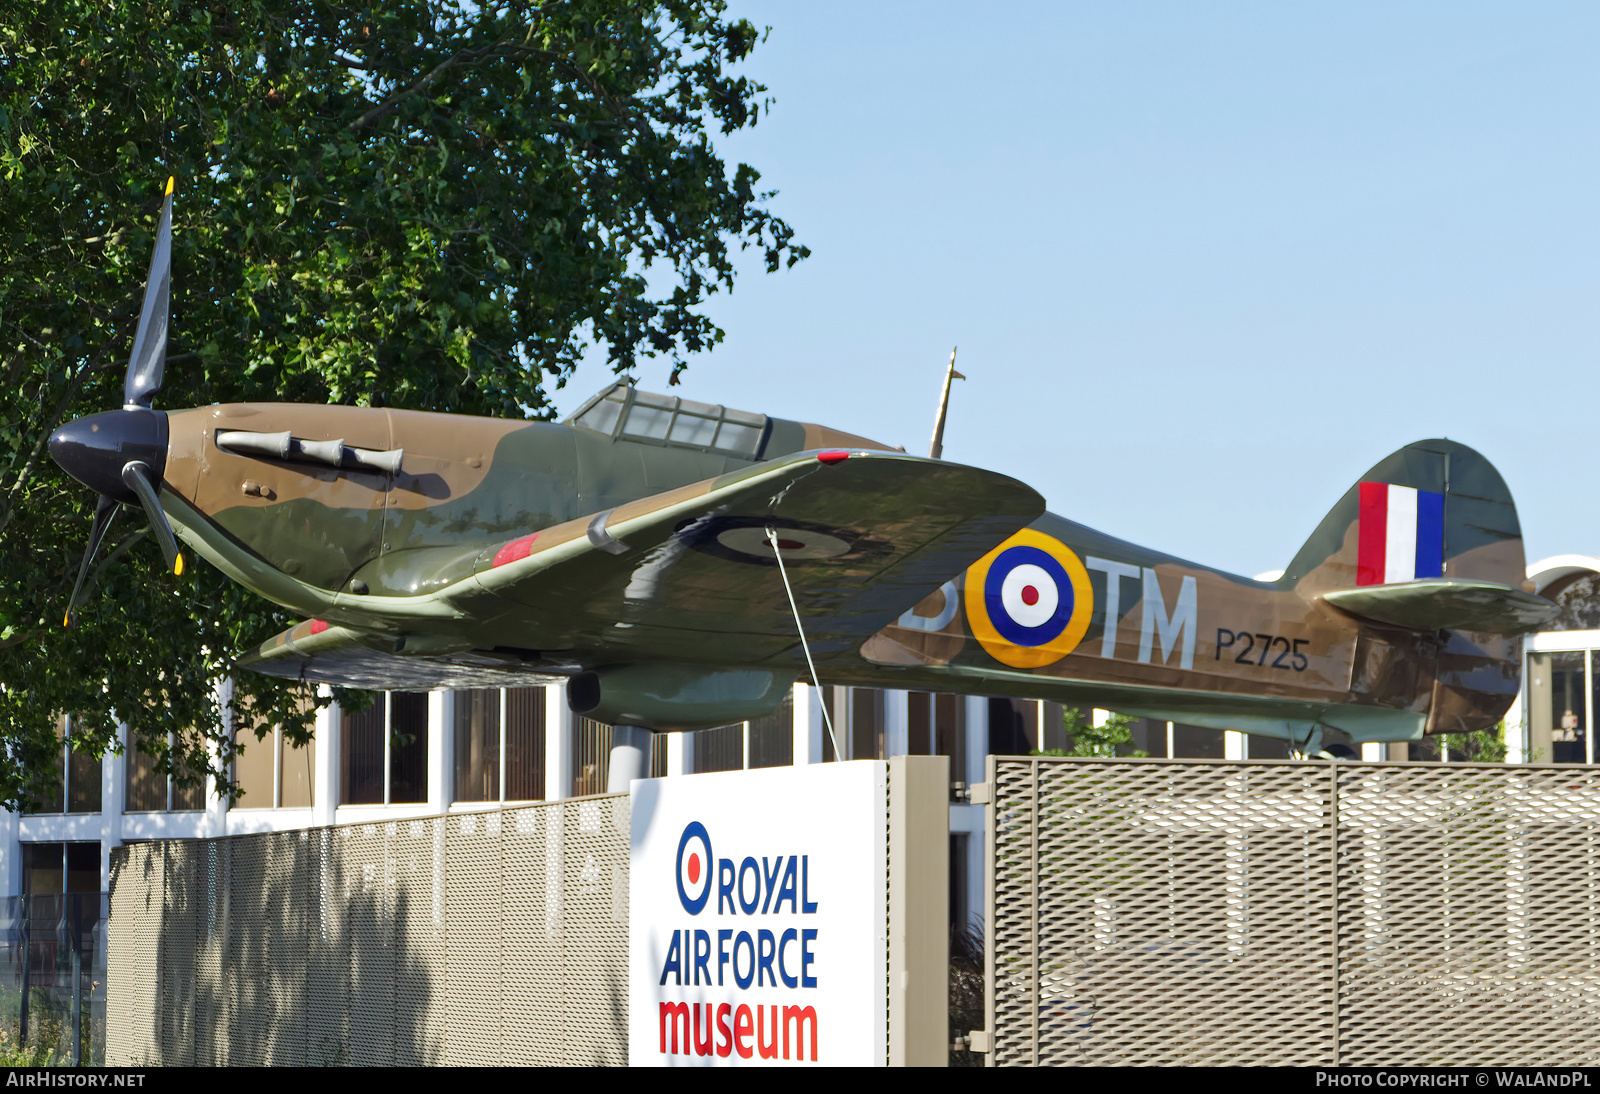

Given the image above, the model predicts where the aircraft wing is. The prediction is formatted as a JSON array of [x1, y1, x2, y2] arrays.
[[239, 449, 1045, 686], [455, 448, 1046, 664], [238, 618, 576, 689]]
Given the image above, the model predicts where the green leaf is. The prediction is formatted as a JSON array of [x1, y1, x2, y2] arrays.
[[0, 0, 804, 809]]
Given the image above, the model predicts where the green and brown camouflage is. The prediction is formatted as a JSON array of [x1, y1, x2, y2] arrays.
[[58, 379, 1545, 747]]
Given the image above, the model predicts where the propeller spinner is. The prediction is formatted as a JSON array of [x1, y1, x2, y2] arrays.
[[49, 177, 185, 626]]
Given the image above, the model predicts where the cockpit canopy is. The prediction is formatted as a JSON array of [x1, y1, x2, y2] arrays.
[[567, 381, 770, 458]]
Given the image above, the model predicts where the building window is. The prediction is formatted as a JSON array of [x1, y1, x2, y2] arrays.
[[819, 687, 838, 762], [573, 718, 608, 796], [22, 843, 100, 895], [571, 719, 666, 796], [280, 722, 316, 807], [949, 833, 970, 933], [1129, 717, 1164, 756], [692, 725, 744, 774], [171, 774, 205, 811], [125, 745, 163, 812], [1527, 651, 1593, 764], [341, 693, 430, 806], [1246, 734, 1293, 760], [815, 687, 886, 761], [988, 697, 1039, 755], [18, 843, 103, 993], [390, 693, 429, 803], [67, 729, 100, 815], [453, 689, 499, 803], [28, 717, 102, 815], [124, 734, 204, 813], [452, 687, 545, 803], [748, 692, 794, 769], [850, 689, 884, 760], [504, 688, 546, 802], [907, 692, 969, 777], [690, 692, 796, 774], [341, 700, 385, 805], [233, 698, 316, 809], [235, 722, 274, 808], [1171, 723, 1226, 759], [22, 844, 62, 895], [1038, 703, 1066, 753]]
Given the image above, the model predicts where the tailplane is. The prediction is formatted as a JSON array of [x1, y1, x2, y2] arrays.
[[1321, 579, 1553, 634]]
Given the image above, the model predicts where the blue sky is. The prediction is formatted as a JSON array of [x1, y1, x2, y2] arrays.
[[550, 2, 1600, 578]]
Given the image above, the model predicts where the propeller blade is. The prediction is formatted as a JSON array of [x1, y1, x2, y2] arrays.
[[120, 461, 184, 576], [122, 176, 174, 410], [62, 494, 120, 628]]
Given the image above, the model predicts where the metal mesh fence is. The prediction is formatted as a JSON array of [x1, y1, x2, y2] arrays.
[[985, 758, 1600, 1067], [105, 796, 630, 1066]]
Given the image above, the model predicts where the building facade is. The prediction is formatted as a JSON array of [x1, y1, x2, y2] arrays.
[[1503, 555, 1600, 765], [12, 683, 1011, 936]]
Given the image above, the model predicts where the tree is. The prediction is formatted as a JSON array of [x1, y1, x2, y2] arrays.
[[0, 0, 807, 808], [1035, 707, 1149, 759], [1428, 722, 1510, 763]]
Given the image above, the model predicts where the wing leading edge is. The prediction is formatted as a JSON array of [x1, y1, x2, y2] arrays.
[[238, 449, 1046, 688]]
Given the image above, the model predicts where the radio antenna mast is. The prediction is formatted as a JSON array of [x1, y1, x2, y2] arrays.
[[927, 346, 965, 459]]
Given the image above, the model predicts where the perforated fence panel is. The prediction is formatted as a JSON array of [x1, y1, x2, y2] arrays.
[[106, 847, 162, 1065], [105, 795, 631, 1066], [984, 758, 1600, 1067]]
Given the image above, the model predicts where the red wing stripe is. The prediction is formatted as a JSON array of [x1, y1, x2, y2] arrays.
[[492, 533, 540, 568]]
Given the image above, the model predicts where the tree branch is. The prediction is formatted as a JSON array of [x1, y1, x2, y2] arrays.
[[333, 52, 390, 72], [346, 40, 501, 132]]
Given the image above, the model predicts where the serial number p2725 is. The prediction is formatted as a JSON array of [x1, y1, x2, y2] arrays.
[[1216, 629, 1308, 671]]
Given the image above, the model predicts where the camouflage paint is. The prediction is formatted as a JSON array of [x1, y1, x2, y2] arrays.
[[153, 389, 1544, 743]]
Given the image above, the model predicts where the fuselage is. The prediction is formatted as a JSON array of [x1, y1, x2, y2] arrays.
[[130, 396, 1515, 746]]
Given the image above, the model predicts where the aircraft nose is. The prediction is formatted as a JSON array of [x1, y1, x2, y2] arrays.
[[49, 408, 169, 501]]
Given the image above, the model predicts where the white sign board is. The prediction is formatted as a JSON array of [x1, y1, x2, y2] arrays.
[[629, 762, 887, 1067]]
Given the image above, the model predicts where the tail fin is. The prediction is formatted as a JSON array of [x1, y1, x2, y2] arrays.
[[1283, 439, 1531, 608], [1284, 439, 1548, 735]]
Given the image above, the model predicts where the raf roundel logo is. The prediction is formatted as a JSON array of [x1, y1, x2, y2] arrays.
[[964, 528, 1094, 669], [676, 821, 713, 915]]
